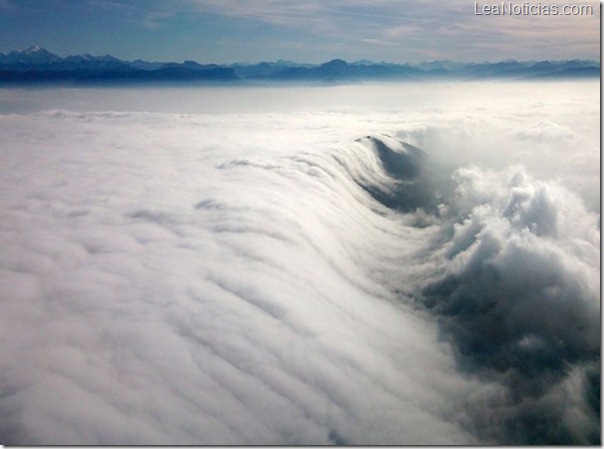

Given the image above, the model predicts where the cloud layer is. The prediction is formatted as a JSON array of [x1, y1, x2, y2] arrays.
[[0, 81, 599, 444]]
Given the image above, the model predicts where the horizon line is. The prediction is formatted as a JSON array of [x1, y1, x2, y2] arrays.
[[1, 45, 600, 67]]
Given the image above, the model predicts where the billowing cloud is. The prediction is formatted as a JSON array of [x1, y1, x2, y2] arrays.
[[415, 165, 600, 443], [0, 80, 599, 444]]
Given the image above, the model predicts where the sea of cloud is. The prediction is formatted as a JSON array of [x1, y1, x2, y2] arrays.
[[0, 81, 599, 445]]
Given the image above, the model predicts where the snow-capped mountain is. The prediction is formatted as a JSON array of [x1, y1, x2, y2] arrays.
[[0, 46, 62, 64], [0, 46, 238, 83]]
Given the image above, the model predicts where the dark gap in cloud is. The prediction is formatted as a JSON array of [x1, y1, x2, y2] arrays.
[[328, 428, 348, 445], [128, 209, 177, 227], [352, 135, 443, 215], [194, 198, 228, 210]]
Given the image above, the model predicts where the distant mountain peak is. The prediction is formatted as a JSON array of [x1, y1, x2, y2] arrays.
[[23, 45, 44, 53], [0, 45, 62, 64], [21, 46, 59, 57], [322, 58, 348, 67]]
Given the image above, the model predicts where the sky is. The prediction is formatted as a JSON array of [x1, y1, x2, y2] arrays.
[[0, 0, 600, 63]]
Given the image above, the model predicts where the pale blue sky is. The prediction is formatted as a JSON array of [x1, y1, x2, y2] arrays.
[[0, 0, 600, 63]]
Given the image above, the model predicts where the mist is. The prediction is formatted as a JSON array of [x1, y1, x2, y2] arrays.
[[0, 80, 599, 445]]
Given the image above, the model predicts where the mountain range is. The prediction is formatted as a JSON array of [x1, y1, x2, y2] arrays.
[[0, 46, 599, 84]]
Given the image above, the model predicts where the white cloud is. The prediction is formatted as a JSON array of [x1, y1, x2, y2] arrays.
[[0, 80, 599, 444]]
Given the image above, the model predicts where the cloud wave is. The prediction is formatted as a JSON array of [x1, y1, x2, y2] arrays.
[[0, 82, 599, 445]]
